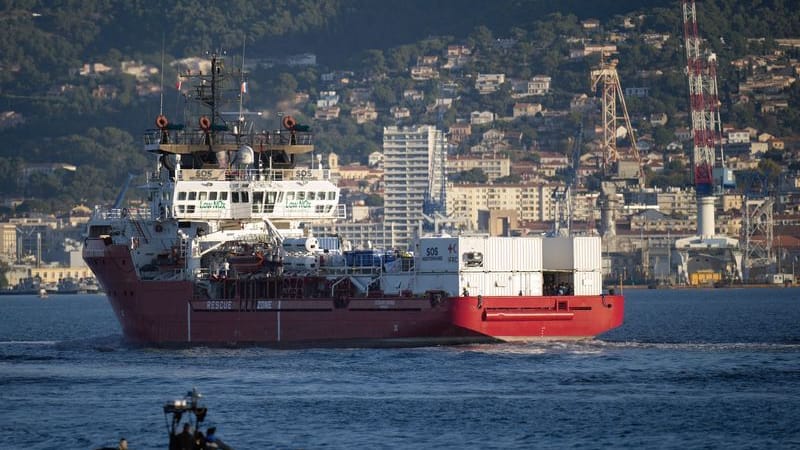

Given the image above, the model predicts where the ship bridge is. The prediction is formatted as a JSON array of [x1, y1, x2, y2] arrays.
[[160, 168, 345, 223]]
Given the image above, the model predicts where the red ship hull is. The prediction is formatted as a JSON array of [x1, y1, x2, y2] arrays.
[[84, 239, 624, 346]]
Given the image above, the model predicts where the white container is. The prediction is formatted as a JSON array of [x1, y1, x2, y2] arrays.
[[485, 237, 515, 272], [457, 236, 487, 271], [511, 271, 544, 296], [459, 272, 486, 296], [512, 237, 543, 272], [458, 271, 545, 297], [573, 236, 601, 272], [573, 271, 602, 296], [415, 237, 459, 273]]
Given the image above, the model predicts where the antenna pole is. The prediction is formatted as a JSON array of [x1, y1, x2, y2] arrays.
[[239, 36, 246, 123], [159, 34, 165, 115]]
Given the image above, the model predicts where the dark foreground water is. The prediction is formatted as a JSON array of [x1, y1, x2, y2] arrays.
[[1, 288, 799, 449]]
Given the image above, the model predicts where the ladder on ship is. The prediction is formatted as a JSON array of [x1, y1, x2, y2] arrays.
[[128, 215, 150, 244]]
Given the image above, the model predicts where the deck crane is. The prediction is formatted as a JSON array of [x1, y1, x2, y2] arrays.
[[675, 0, 741, 285]]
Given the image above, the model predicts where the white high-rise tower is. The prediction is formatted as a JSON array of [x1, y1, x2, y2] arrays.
[[383, 125, 447, 248]]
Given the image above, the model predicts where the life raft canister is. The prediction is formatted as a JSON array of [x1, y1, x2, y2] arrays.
[[282, 115, 296, 130], [199, 115, 211, 131], [156, 114, 169, 129]]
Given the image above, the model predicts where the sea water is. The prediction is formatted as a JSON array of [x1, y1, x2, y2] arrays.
[[0, 288, 799, 449]]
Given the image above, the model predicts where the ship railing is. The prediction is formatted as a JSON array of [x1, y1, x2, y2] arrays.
[[143, 128, 313, 148], [91, 206, 152, 221], [173, 167, 332, 183], [321, 265, 382, 277], [335, 204, 347, 220]]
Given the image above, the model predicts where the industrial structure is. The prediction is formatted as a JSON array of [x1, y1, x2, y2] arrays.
[[674, 0, 742, 285], [590, 58, 643, 244]]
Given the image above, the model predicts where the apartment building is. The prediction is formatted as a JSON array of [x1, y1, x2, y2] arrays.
[[382, 125, 447, 248]]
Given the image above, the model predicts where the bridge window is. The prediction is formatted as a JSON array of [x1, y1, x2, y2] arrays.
[[232, 192, 240, 203], [318, 192, 326, 200], [265, 191, 276, 213], [327, 192, 337, 200], [209, 192, 218, 200], [198, 192, 207, 201], [241, 192, 249, 202], [177, 192, 187, 201], [286, 192, 295, 201], [252, 191, 264, 213], [297, 191, 306, 200], [308, 192, 316, 200], [188, 192, 197, 201], [220, 192, 228, 200], [186, 205, 195, 213]]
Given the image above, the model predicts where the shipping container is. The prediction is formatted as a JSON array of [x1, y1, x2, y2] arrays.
[[458, 236, 487, 271], [512, 237, 543, 272], [573, 236, 602, 271], [573, 271, 602, 296], [485, 237, 515, 272], [459, 271, 543, 297], [542, 236, 601, 272], [415, 237, 459, 273]]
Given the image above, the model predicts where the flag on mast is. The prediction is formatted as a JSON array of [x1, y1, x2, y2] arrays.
[[241, 81, 247, 94]]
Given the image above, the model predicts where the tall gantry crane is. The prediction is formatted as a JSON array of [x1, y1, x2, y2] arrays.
[[590, 58, 644, 186], [675, 0, 741, 285], [682, 0, 722, 204], [590, 57, 643, 242]]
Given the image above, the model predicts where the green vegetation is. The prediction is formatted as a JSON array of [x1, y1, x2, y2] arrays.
[[1, 0, 799, 213]]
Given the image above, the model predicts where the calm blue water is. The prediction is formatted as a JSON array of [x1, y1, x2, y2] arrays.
[[1, 288, 799, 449]]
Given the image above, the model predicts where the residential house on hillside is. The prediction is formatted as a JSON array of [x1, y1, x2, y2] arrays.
[[315, 105, 340, 121], [581, 18, 600, 30], [316, 91, 339, 108], [321, 70, 354, 88], [444, 45, 472, 69], [347, 88, 371, 105], [537, 151, 569, 177], [403, 89, 424, 102], [727, 129, 751, 144], [78, 62, 112, 76], [470, 111, 494, 125], [510, 75, 552, 98], [448, 123, 471, 144], [513, 103, 543, 118], [410, 65, 439, 80], [390, 106, 410, 119], [570, 94, 592, 111], [120, 61, 158, 81], [351, 103, 378, 124], [570, 43, 617, 59], [475, 73, 505, 94], [417, 55, 439, 66]]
